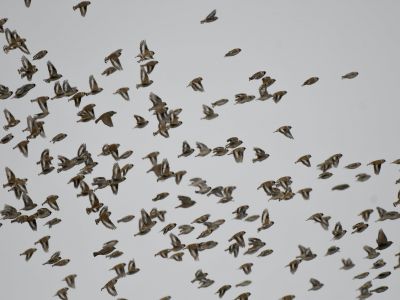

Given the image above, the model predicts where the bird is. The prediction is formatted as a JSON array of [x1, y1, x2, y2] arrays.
[[375, 229, 392, 250], [114, 87, 130, 101], [225, 48, 241, 57], [95, 111, 117, 127], [309, 278, 324, 291], [188, 77, 204, 91], [44, 61, 62, 83], [342, 71, 359, 79], [32, 49, 48, 60], [73, 1, 91, 16], [302, 76, 319, 86], [200, 9, 218, 24], [252, 147, 269, 162], [63, 274, 77, 288], [136, 67, 153, 89], [201, 105, 218, 120], [367, 159, 385, 175], [275, 125, 294, 139], [295, 154, 311, 167], [3, 109, 20, 130]]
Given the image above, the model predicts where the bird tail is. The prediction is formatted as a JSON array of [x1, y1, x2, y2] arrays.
[[93, 252, 98, 257]]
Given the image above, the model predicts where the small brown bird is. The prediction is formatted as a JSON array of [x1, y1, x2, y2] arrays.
[[114, 87, 130, 100], [372, 259, 386, 269], [18, 55, 37, 81], [140, 60, 158, 74], [353, 272, 369, 279], [211, 99, 229, 107], [363, 245, 380, 259], [54, 287, 69, 300], [297, 188, 312, 200], [188, 77, 204, 91], [88, 75, 103, 95], [101, 278, 118, 296], [216, 284, 231, 298], [229, 147, 246, 163], [196, 142, 211, 157], [229, 231, 246, 248], [44, 61, 62, 83], [359, 209, 373, 222], [325, 245, 340, 256], [33, 49, 48, 60], [3, 109, 20, 130], [367, 159, 385, 175], [34, 235, 50, 252], [352, 222, 368, 234], [239, 262, 253, 275], [302, 76, 319, 86], [42, 251, 61, 265], [371, 286, 389, 293], [225, 48, 241, 57], [258, 209, 274, 232], [51, 133, 67, 143], [110, 262, 126, 278], [0, 133, 13, 144], [136, 40, 155, 62], [332, 222, 347, 240], [200, 9, 218, 24], [117, 215, 135, 223], [127, 259, 140, 275], [309, 278, 324, 291], [356, 173, 371, 182], [13, 140, 29, 157], [13, 83, 35, 98], [178, 141, 195, 157], [345, 162, 362, 169], [20, 247, 37, 261], [95, 111, 116, 127], [252, 147, 269, 162], [52, 258, 70, 267], [95, 206, 117, 229], [73, 1, 91, 17], [101, 66, 118, 76], [286, 259, 302, 274], [63, 274, 77, 288], [160, 223, 176, 234], [295, 154, 311, 167], [332, 184, 350, 191], [273, 90, 287, 103], [45, 218, 62, 228], [275, 125, 294, 139], [105, 49, 123, 70], [176, 195, 196, 208], [341, 258, 355, 270], [132, 115, 148, 128], [375, 271, 391, 279], [342, 71, 359, 79], [201, 105, 218, 120], [376, 229, 392, 250], [136, 67, 153, 89], [249, 71, 266, 81]]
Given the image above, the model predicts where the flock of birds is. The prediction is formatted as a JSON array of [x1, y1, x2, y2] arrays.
[[1, 2, 399, 300]]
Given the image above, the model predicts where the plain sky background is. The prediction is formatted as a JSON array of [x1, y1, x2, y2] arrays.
[[0, 0, 399, 299]]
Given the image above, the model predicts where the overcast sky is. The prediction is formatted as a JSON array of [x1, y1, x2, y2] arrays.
[[0, 0, 399, 299]]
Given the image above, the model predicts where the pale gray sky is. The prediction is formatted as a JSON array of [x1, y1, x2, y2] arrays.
[[0, 1, 399, 299]]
